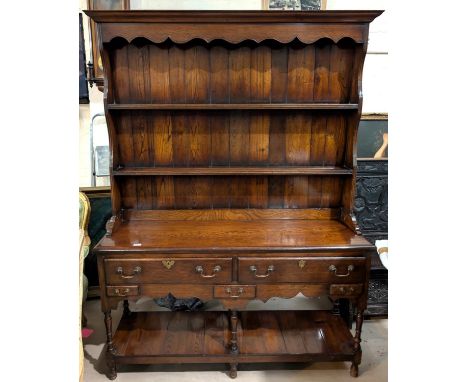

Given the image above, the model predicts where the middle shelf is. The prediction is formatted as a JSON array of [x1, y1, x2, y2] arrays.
[[112, 166, 353, 176], [107, 103, 359, 110]]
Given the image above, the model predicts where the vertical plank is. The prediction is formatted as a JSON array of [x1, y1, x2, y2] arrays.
[[173, 177, 192, 209], [210, 46, 229, 103], [287, 45, 315, 102], [249, 113, 269, 164], [329, 43, 355, 102], [154, 176, 175, 209], [188, 112, 211, 166], [268, 176, 285, 208], [313, 42, 331, 102], [112, 45, 130, 103], [229, 111, 249, 165], [269, 112, 286, 165], [185, 45, 211, 206], [153, 112, 173, 165], [250, 45, 271, 102], [212, 176, 231, 208], [230, 177, 249, 208], [309, 114, 327, 165], [308, 177, 322, 208], [284, 176, 308, 208], [149, 45, 170, 103], [127, 45, 150, 103], [211, 112, 230, 165], [186, 45, 210, 103], [171, 112, 188, 166], [210, 47, 230, 167], [190, 177, 212, 209], [136, 175, 153, 209], [168, 45, 186, 103], [285, 112, 311, 165], [150, 45, 174, 208], [171, 113, 190, 207], [229, 46, 251, 102], [113, 46, 133, 166], [323, 115, 346, 166], [116, 112, 134, 167], [131, 111, 150, 166], [248, 176, 269, 208], [127, 45, 152, 209], [120, 177, 137, 209], [270, 46, 288, 102], [320, 176, 343, 208], [113, 45, 137, 207]]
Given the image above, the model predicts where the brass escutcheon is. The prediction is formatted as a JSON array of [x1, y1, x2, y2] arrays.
[[162, 260, 175, 270], [298, 259, 306, 269]]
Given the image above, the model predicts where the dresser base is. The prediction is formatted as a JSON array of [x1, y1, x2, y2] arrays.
[[107, 310, 358, 378]]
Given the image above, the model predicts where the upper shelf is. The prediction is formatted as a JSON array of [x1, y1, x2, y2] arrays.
[[107, 103, 359, 111], [112, 166, 353, 176]]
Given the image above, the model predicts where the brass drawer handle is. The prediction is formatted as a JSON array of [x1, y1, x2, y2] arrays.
[[195, 265, 221, 278], [329, 264, 354, 277], [249, 265, 275, 278], [226, 287, 244, 298], [116, 266, 142, 279], [114, 288, 130, 297]]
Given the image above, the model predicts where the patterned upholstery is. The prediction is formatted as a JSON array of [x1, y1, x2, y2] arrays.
[[79, 192, 91, 382]]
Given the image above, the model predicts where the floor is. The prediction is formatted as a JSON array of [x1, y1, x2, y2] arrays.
[[83, 296, 388, 382]]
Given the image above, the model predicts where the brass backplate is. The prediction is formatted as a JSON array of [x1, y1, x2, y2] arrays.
[[162, 260, 175, 270]]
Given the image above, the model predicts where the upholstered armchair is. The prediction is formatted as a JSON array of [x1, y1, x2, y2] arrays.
[[79, 192, 91, 381]]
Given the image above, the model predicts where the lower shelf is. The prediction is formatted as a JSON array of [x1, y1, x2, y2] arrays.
[[113, 310, 355, 364]]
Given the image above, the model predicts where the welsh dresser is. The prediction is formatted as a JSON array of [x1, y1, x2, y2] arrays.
[[85, 10, 383, 379]]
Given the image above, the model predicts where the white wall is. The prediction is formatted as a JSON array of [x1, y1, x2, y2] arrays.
[[327, 0, 388, 113], [131, 0, 263, 10]]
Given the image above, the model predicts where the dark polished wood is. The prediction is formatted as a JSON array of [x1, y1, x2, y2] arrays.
[[107, 103, 359, 110], [85, 9, 382, 379], [112, 310, 354, 359]]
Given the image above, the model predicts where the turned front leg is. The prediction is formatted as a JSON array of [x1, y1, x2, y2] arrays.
[[229, 310, 239, 378], [350, 309, 364, 377], [229, 310, 239, 354], [104, 311, 117, 380]]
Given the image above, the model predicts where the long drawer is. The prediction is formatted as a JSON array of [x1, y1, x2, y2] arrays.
[[238, 257, 366, 284], [104, 258, 233, 284]]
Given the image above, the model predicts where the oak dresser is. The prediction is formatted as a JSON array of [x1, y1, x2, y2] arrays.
[[85, 10, 383, 379]]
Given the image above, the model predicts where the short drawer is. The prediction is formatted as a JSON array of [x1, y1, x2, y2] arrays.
[[106, 285, 140, 297], [214, 285, 256, 299], [330, 284, 364, 297], [238, 257, 366, 284], [104, 258, 233, 284]]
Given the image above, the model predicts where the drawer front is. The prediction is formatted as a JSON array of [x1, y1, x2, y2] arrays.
[[238, 257, 366, 284], [104, 258, 233, 284], [106, 285, 140, 297], [330, 284, 364, 297], [214, 285, 256, 299]]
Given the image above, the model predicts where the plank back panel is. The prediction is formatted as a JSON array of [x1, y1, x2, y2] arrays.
[[103, 36, 364, 215], [118, 175, 344, 210], [108, 39, 359, 105]]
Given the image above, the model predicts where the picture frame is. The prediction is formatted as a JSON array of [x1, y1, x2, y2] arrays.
[[263, 0, 325, 11]]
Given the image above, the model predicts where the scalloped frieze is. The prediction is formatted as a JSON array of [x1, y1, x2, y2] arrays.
[[101, 24, 365, 45]]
